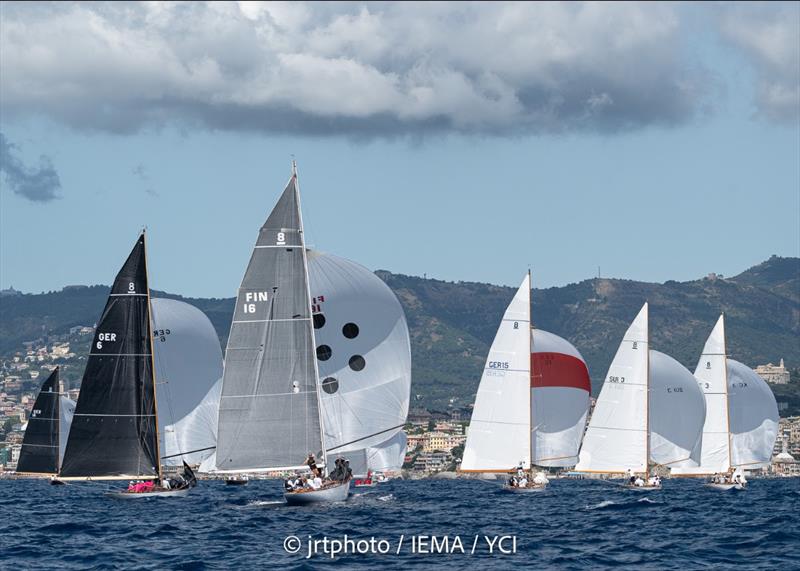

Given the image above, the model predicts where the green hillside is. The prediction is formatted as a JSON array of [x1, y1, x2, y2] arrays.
[[1, 256, 797, 413]]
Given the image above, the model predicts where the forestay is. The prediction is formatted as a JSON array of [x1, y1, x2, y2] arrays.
[[575, 303, 649, 474], [308, 251, 411, 457], [216, 173, 322, 472], [727, 359, 779, 468], [462, 274, 531, 471]]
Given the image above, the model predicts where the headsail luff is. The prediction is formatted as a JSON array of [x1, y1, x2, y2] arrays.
[[461, 274, 532, 472], [215, 170, 323, 473], [17, 368, 62, 475], [60, 234, 160, 479]]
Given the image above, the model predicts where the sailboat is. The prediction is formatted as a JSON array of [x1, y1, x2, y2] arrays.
[[214, 163, 351, 505], [671, 314, 779, 489], [574, 303, 707, 490], [16, 367, 76, 484], [460, 272, 592, 491], [58, 232, 196, 498]]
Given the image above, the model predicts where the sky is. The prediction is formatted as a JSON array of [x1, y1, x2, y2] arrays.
[[1, 1, 798, 298]]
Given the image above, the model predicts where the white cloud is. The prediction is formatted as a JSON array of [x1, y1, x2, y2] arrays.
[[719, 3, 800, 123], [0, 1, 746, 136]]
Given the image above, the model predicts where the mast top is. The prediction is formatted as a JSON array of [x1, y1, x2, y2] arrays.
[[291, 157, 298, 178]]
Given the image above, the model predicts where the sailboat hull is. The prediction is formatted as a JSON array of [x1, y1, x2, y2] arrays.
[[504, 484, 547, 493], [106, 488, 191, 499], [284, 480, 350, 505], [625, 485, 661, 492], [705, 483, 745, 491]]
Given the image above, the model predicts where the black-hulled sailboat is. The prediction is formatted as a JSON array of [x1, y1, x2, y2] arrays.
[[16, 367, 76, 484], [214, 163, 351, 504], [59, 232, 196, 498]]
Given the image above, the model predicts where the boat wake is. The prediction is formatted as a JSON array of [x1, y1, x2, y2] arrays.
[[242, 499, 285, 509], [585, 497, 660, 511]]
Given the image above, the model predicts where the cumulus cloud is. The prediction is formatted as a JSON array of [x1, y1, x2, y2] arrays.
[[0, 2, 729, 136], [719, 3, 800, 123], [0, 132, 62, 202]]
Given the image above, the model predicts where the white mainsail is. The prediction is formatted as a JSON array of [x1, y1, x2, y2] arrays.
[[575, 303, 649, 473], [461, 274, 532, 471], [673, 315, 730, 475], [530, 329, 591, 467], [727, 359, 779, 468], [308, 251, 411, 457]]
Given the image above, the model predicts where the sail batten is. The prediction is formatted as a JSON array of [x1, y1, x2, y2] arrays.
[[59, 234, 159, 479], [216, 174, 323, 471]]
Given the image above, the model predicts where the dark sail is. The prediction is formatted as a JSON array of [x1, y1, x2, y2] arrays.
[[60, 234, 160, 479], [17, 368, 61, 474], [216, 172, 323, 471]]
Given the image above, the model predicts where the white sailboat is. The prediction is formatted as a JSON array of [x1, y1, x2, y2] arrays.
[[672, 314, 779, 489], [461, 273, 592, 491], [214, 163, 351, 504], [575, 303, 707, 490]]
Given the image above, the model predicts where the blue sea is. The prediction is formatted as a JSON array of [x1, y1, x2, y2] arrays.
[[1, 477, 798, 569]]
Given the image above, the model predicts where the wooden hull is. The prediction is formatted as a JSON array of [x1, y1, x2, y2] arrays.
[[106, 488, 191, 499], [284, 480, 350, 505]]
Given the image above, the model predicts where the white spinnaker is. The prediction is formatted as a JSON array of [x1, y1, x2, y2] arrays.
[[575, 303, 649, 473], [727, 359, 779, 468], [530, 330, 591, 468], [649, 350, 706, 468], [151, 298, 224, 466], [58, 396, 76, 466], [163, 379, 222, 466], [308, 251, 411, 456], [673, 315, 730, 475], [462, 274, 531, 471], [366, 430, 408, 473]]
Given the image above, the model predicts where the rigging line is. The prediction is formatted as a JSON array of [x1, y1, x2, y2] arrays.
[[326, 424, 406, 453], [161, 446, 216, 460]]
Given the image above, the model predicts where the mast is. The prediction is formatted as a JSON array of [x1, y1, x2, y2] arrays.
[[528, 269, 533, 473], [142, 230, 163, 483], [295, 160, 328, 474], [55, 367, 61, 474], [645, 302, 650, 481], [721, 314, 733, 473]]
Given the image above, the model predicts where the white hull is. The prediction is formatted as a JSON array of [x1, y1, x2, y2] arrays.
[[284, 480, 350, 505], [625, 485, 661, 492], [706, 483, 745, 491], [106, 488, 191, 499], [504, 484, 547, 493]]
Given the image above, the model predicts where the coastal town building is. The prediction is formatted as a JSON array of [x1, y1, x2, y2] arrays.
[[754, 359, 790, 385]]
